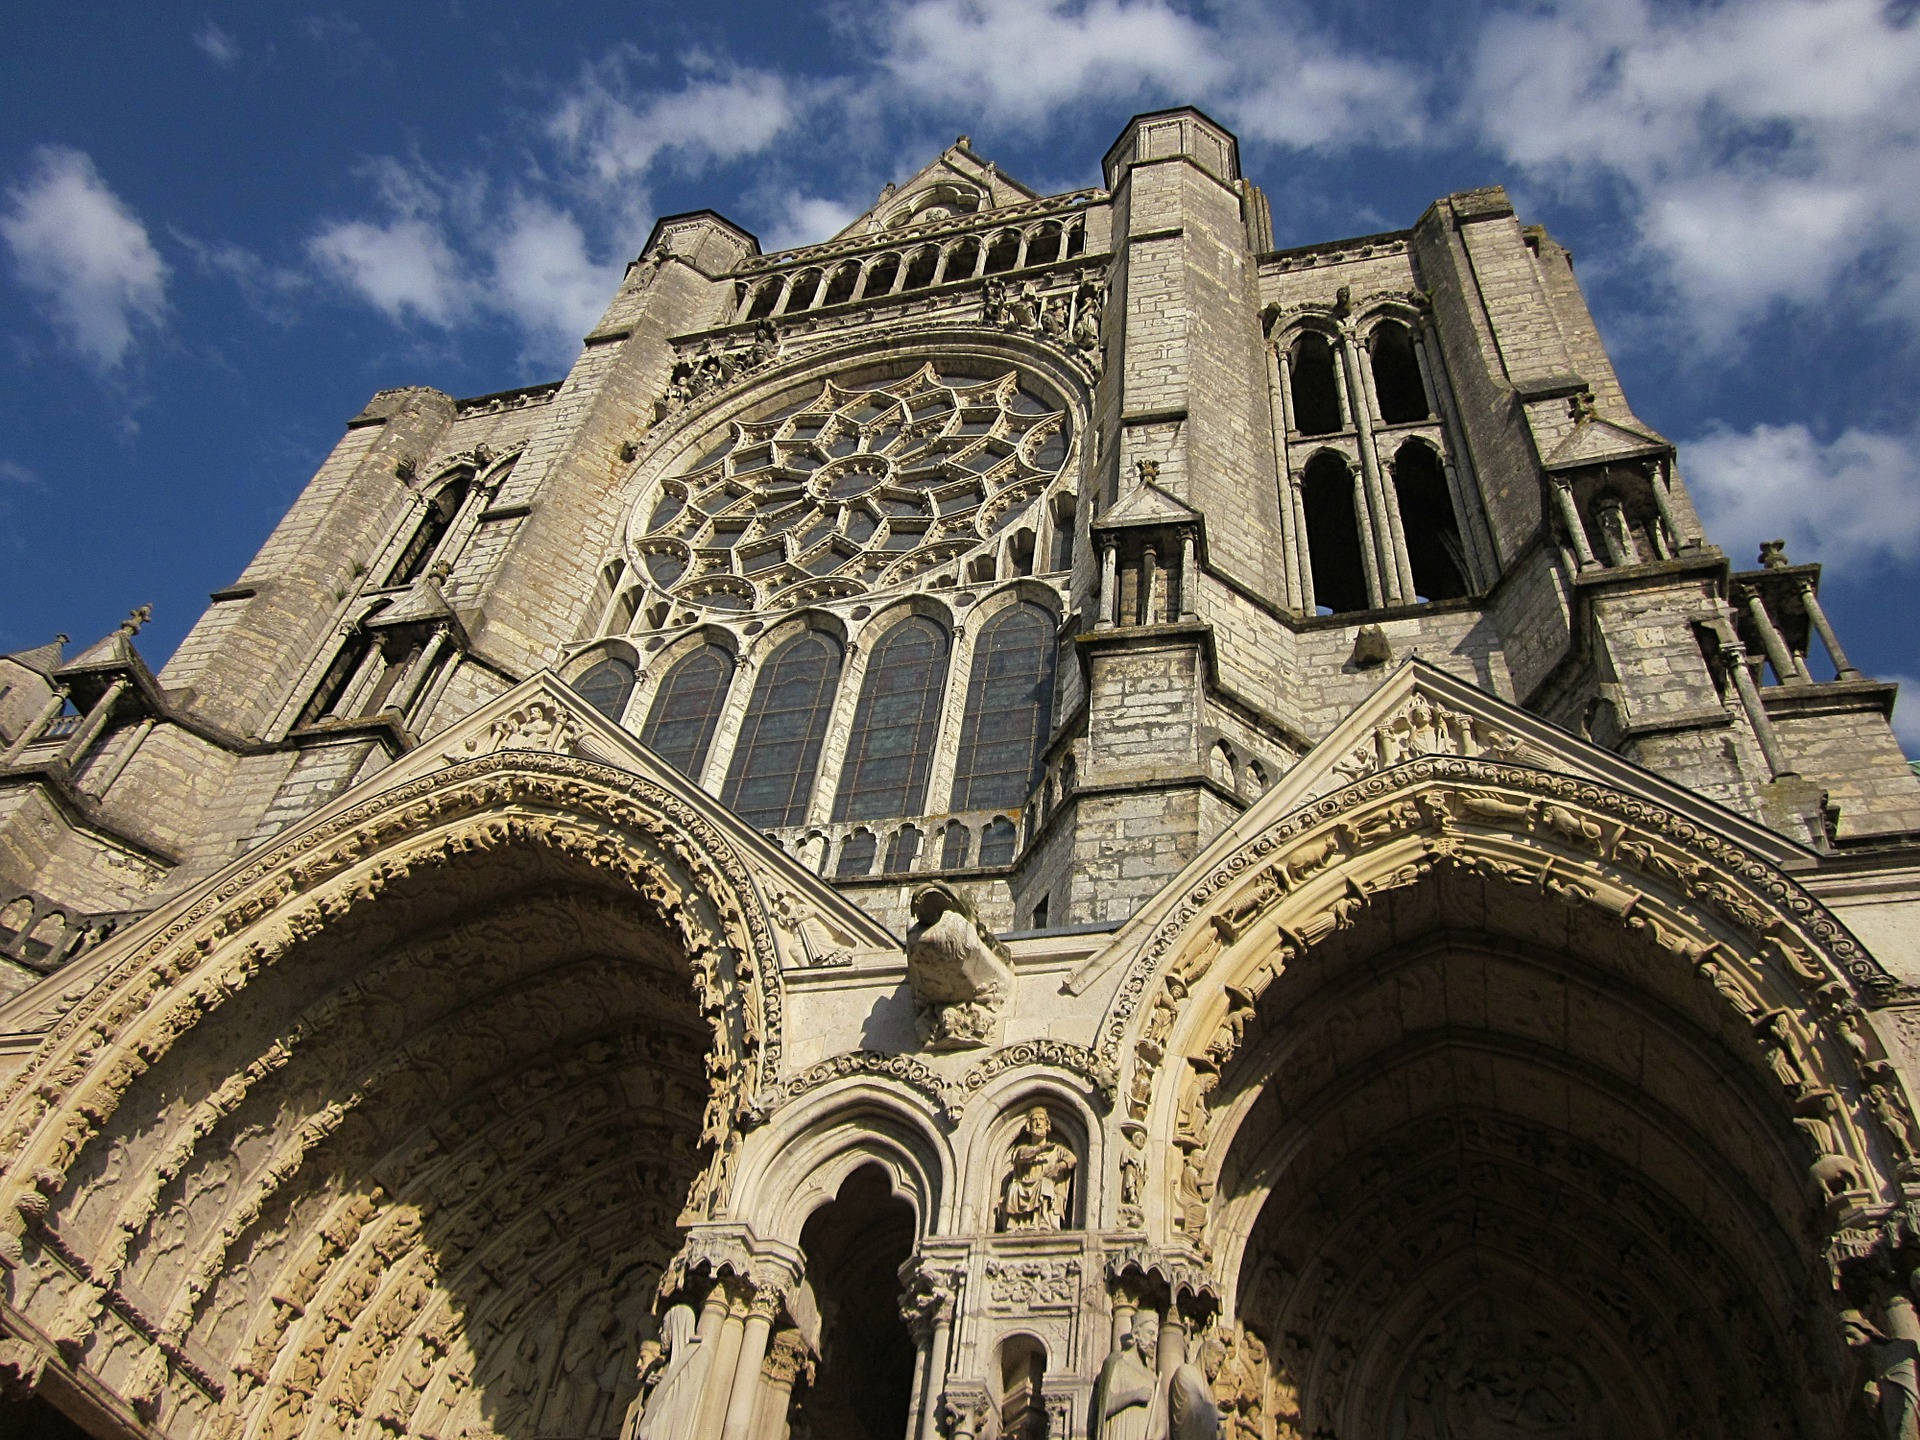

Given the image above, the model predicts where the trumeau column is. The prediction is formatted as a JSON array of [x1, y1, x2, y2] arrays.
[[1101, 109, 1286, 606]]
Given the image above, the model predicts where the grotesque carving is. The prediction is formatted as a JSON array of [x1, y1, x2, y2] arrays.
[[998, 1106, 1077, 1231], [905, 882, 1014, 1051]]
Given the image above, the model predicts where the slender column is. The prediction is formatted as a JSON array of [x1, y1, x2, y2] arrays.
[[3, 686, 69, 765], [1551, 479, 1598, 570], [1410, 332, 1443, 420], [1594, 499, 1636, 568], [691, 1282, 746, 1439], [61, 678, 129, 770], [1648, 463, 1688, 550], [769, 277, 798, 317], [1798, 579, 1862, 678], [1419, 317, 1498, 580], [916, 1305, 954, 1440], [755, 1333, 811, 1440], [1266, 345, 1304, 611], [1340, 335, 1403, 602], [1744, 595, 1805, 685], [930, 250, 951, 287], [719, 1288, 780, 1440], [890, 258, 911, 295], [1099, 541, 1119, 629], [1290, 477, 1315, 614], [396, 626, 452, 716], [1141, 544, 1160, 625], [1722, 639, 1794, 778], [1330, 345, 1353, 430], [86, 716, 153, 798], [1178, 532, 1197, 620], [1351, 471, 1385, 610]]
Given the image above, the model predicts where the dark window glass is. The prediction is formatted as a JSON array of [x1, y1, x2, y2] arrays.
[[299, 636, 373, 726], [951, 603, 1056, 811], [1369, 322, 1430, 424], [386, 478, 469, 587], [640, 645, 734, 777], [940, 822, 971, 868], [1303, 453, 1369, 615], [836, 829, 877, 878], [1392, 442, 1470, 602], [979, 817, 1017, 866], [723, 631, 842, 827], [573, 659, 636, 724], [884, 825, 922, 873], [833, 617, 950, 821], [1289, 333, 1342, 436]]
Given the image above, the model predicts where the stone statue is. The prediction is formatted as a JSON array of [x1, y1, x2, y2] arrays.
[[1843, 1309, 1920, 1440], [634, 1303, 705, 1440], [1166, 1355, 1222, 1440], [905, 882, 1015, 1050], [1091, 1331, 1156, 1440], [999, 1106, 1077, 1231]]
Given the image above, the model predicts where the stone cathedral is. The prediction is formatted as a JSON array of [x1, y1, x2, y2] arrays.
[[4, 106, 1920, 1440]]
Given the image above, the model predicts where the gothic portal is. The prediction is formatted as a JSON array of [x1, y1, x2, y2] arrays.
[[2, 108, 1919, 1440]]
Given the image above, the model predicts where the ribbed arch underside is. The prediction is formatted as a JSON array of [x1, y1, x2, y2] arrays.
[[1210, 882, 1842, 1440], [28, 843, 719, 1440]]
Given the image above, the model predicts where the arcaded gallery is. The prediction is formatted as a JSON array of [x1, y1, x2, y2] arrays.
[[2, 107, 1920, 1440]]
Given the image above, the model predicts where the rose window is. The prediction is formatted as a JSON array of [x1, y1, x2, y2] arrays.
[[633, 363, 1071, 611]]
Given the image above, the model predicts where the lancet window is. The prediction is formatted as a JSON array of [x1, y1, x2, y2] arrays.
[[833, 616, 949, 822], [385, 475, 470, 587], [722, 630, 842, 827], [572, 658, 636, 725], [639, 645, 734, 778], [951, 602, 1057, 811]]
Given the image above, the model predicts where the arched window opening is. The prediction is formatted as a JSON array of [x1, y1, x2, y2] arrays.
[[792, 1165, 917, 1440], [864, 253, 900, 296], [884, 824, 922, 874], [746, 281, 780, 321], [1009, 529, 1035, 577], [298, 635, 375, 726], [1288, 333, 1343, 436], [903, 247, 938, 290], [385, 476, 470, 587], [723, 630, 842, 827], [1369, 320, 1430, 423], [979, 816, 1018, 867], [940, 821, 972, 869], [834, 617, 949, 822], [1392, 442, 1469, 601], [1302, 453, 1369, 615], [822, 263, 859, 307], [951, 603, 1057, 811], [1064, 220, 1085, 259], [1050, 495, 1077, 572], [999, 1336, 1048, 1440], [945, 236, 980, 279], [836, 828, 877, 878], [984, 231, 1020, 274], [967, 554, 997, 584], [573, 658, 636, 724], [788, 270, 824, 311], [1025, 224, 1061, 267], [576, 560, 626, 642], [607, 586, 642, 636], [640, 644, 735, 779]]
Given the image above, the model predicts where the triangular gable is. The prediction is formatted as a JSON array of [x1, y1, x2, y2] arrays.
[[2, 635, 66, 676], [1095, 480, 1200, 530], [833, 139, 1044, 240], [1067, 657, 1810, 994], [1545, 413, 1671, 471]]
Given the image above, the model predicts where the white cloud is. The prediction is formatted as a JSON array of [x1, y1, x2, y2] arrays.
[[485, 200, 622, 355], [1466, 0, 1920, 338], [1890, 676, 1920, 756], [1681, 422, 1920, 570], [194, 20, 240, 67], [308, 217, 466, 327], [1, 147, 169, 370], [548, 61, 802, 188], [760, 193, 863, 252]]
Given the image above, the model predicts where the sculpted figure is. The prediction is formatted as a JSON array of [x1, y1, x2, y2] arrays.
[[1844, 1309, 1920, 1440], [634, 1303, 705, 1440], [999, 1106, 1077, 1231], [905, 883, 1015, 1051], [1091, 1332, 1156, 1440], [1166, 1355, 1222, 1440]]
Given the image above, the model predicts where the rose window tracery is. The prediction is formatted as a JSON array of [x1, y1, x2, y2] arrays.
[[632, 363, 1072, 611]]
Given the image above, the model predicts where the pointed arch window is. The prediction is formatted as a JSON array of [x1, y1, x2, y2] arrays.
[[833, 616, 950, 822], [1391, 441, 1469, 601], [639, 644, 735, 777], [723, 631, 842, 827], [386, 477, 470, 587], [1302, 452, 1369, 615], [950, 603, 1056, 812], [573, 659, 636, 725]]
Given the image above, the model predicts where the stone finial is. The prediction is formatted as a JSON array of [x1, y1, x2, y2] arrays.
[[1135, 458, 1160, 487], [1759, 539, 1791, 569], [1568, 389, 1597, 422], [117, 605, 152, 639]]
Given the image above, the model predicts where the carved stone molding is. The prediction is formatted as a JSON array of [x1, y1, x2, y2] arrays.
[[771, 1051, 958, 1123]]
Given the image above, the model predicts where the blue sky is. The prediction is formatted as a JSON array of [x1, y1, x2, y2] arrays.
[[4, 1, 1917, 748]]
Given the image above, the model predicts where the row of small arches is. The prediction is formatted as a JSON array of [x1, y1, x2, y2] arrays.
[[733, 216, 1090, 322], [572, 602, 1058, 830], [1283, 317, 1434, 436], [1299, 439, 1469, 613]]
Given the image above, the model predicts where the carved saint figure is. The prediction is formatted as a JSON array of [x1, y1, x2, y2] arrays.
[[1166, 1355, 1223, 1440], [635, 1303, 705, 1440], [1091, 1332, 1156, 1440], [999, 1106, 1077, 1231], [905, 882, 1016, 1051], [1844, 1309, 1920, 1440]]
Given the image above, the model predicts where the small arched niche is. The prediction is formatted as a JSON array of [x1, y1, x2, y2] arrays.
[[998, 1333, 1049, 1440], [993, 1101, 1085, 1233]]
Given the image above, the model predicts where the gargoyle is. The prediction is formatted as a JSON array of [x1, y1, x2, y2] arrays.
[[905, 881, 1015, 1051]]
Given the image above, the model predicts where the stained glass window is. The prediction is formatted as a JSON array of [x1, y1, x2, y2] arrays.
[[639, 645, 734, 778], [884, 825, 922, 873], [833, 617, 949, 821], [950, 603, 1055, 811], [836, 829, 877, 878], [574, 659, 636, 724], [979, 816, 1018, 866], [722, 631, 842, 827]]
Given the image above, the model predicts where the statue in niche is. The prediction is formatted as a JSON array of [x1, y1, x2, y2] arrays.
[[1091, 1331, 1156, 1440], [633, 1303, 705, 1440], [1844, 1309, 1920, 1440], [905, 882, 1015, 1051], [998, 1106, 1078, 1231]]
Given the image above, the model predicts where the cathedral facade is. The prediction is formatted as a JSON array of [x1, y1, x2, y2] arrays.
[[2, 107, 1920, 1440]]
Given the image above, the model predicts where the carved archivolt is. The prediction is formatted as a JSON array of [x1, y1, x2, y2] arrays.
[[770, 1041, 1116, 1127], [1103, 756, 1914, 1242]]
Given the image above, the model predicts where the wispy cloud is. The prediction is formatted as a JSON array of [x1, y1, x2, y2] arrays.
[[1465, 0, 1920, 339], [1889, 675, 1920, 755], [760, 191, 863, 251], [1682, 421, 1920, 571], [310, 216, 468, 328], [1, 147, 169, 370], [193, 20, 240, 67]]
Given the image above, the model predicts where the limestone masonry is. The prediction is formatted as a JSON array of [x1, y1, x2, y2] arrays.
[[2, 108, 1919, 1440]]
